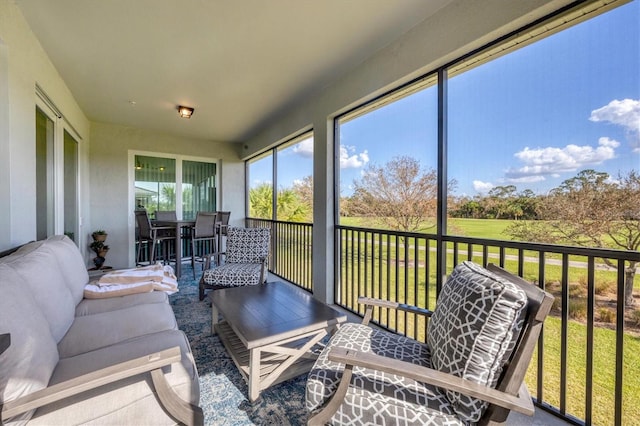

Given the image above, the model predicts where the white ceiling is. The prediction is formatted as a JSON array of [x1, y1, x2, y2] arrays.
[[15, 0, 454, 142]]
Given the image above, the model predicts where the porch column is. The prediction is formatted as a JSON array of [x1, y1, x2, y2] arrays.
[[311, 119, 334, 305]]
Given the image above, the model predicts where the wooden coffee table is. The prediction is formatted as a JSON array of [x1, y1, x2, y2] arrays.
[[209, 282, 347, 402]]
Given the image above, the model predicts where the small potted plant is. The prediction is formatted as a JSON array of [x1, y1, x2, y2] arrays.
[[90, 230, 110, 269], [90, 241, 110, 257], [92, 229, 108, 242]]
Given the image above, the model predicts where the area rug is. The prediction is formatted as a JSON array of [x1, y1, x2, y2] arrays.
[[169, 266, 309, 425]]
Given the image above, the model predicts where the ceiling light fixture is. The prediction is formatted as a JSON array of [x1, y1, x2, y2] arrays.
[[177, 105, 194, 119]]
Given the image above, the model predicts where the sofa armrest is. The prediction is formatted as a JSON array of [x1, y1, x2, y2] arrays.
[[2, 346, 203, 426], [358, 296, 433, 325]]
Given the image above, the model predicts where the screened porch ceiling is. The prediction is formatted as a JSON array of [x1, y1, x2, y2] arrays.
[[15, 0, 454, 142]]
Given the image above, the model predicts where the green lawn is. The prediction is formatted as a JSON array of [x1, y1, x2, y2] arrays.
[[526, 316, 640, 426], [338, 217, 640, 291], [333, 217, 640, 425]]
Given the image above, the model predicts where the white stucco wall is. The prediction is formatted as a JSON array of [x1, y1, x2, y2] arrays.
[[90, 122, 244, 268], [0, 0, 90, 251], [240, 0, 576, 303]]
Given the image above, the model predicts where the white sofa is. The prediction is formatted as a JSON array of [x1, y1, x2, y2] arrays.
[[0, 235, 202, 425]]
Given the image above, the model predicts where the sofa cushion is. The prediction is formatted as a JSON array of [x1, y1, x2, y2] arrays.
[[427, 261, 527, 423], [2, 243, 76, 342], [0, 265, 59, 426], [58, 302, 178, 358], [28, 330, 199, 426], [0, 240, 45, 263], [75, 291, 168, 316], [43, 235, 89, 305], [307, 323, 463, 425]]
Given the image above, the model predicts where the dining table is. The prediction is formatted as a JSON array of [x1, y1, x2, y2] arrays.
[[152, 219, 195, 280]]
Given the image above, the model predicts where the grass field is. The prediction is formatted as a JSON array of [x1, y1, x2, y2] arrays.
[[338, 217, 640, 291], [526, 317, 640, 425], [332, 217, 640, 425]]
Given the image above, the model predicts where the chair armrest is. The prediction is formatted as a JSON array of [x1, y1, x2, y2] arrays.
[[358, 297, 433, 325], [1, 346, 203, 425], [328, 347, 534, 416], [151, 225, 176, 232], [203, 251, 226, 269]]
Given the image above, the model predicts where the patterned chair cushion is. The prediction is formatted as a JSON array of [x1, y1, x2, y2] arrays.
[[201, 263, 264, 288], [427, 261, 527, 423], [306, 323, 464, 426], [225, 227, 271, 264]]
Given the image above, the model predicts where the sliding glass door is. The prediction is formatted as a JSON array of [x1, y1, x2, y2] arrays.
[[134, 155, 177, 217], [182, 160, 216, 220], [35, 106, 55, 240], [133, 153, 217, 220], [63, 130, 78, 242]]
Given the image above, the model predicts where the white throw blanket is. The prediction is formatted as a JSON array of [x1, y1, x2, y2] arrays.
[[84, 264, 178, 299]]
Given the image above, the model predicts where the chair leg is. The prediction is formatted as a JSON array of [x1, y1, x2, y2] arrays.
[[198, 276, 205, 301], [136, 239, 142, 266], [151, 237, 157, 264], [191, 239, 197, 280]]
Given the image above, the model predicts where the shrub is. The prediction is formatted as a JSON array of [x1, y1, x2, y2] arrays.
[[595, 279, 615, 295], [569, 283, 586, 298], [569, 299, 587, 320], [630, 310, 640, 328], [598, 308, 616, 323]]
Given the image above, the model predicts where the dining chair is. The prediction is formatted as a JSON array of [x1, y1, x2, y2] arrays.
[[215, 211, 231, 242], [153, 210, 179, 243], [154, 210, 177, 221], [190, 211, 218, 279], [134, 210, 176, 266]]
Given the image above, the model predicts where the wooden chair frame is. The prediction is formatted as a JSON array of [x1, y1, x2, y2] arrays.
[[308, 263, 554, 426], [0, 341, 203, 426]]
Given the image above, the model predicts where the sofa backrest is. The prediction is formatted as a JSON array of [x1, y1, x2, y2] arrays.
[[0, 237, 77, 342], [0, 264, 60, 425], [42, 235, 89, 305]]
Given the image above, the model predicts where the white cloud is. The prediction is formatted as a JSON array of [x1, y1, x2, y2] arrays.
[[292, 137, 314, 158], [505, 137, 619, 181], [340, 145, 369, 169], [590, 98, 640, 151], [589, 99, 640, 131], [473, 180, 494, 193], [506, 175, 546, 184]]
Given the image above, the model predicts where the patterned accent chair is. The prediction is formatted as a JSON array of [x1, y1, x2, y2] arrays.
[[306, 262, 554, 426], [198, 227, 271, 301]]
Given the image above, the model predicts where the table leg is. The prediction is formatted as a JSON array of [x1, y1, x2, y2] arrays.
[[249, 348, 261, 402], [211, 303, 219, 336]]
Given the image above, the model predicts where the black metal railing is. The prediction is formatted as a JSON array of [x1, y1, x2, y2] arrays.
[[336, 224, 640, 426], [246, 218, 313, 292]]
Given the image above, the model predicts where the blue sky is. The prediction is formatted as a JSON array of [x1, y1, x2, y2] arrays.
[[251, 1, 639, 197]]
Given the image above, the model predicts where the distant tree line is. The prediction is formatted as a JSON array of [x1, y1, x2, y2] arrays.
[[250, 158, 639, 304], [449, 186, 540, 220], [249, 175, 313, 223]]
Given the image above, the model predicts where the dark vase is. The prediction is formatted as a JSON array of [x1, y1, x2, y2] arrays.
[[93, 256, 105, 269]]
